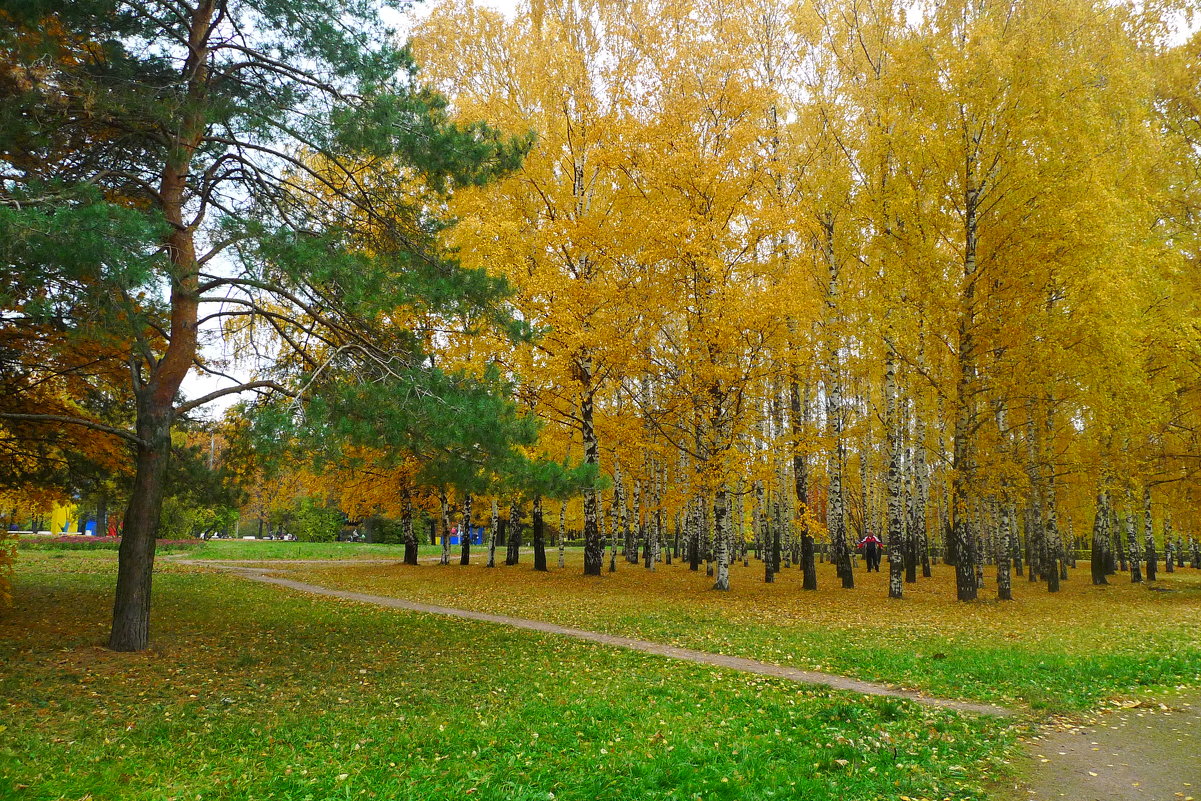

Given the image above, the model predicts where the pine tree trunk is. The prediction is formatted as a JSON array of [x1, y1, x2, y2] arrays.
[[108, 401, 173, 652]]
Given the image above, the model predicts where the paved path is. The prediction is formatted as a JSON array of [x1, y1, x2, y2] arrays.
[[186, 558, 1012, 717], [1004, 692, 1201, 800]]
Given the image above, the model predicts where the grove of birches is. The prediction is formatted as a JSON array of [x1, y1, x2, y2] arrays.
[[10, 0, 1201, 616], [266, 0, 1201, 600]]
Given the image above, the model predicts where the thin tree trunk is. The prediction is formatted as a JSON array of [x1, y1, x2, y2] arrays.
[[487, 498, 498, 568], [580, 376, 602, 576], [997, 502, 1013, 600], [439, 490, 452, 566], [533, 496, 547, 572], [607, 502, 618, 572], [558, 501, 566, 570], [1163, 513, 1174, 574], [1091, 489, 1109, 585], [459, 494, 473, 566], [1126, 495, 1142, 583], [885, 340, 904, 599], [1143, 487, 1156, 582], [713, 487, 731, 590], [403, 489, 418, 566], [1124, 488, 1142, 582], [506, 501, 521, 566]]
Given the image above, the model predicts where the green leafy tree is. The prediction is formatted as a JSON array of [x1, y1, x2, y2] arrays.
[[0, 0, 528, 650]]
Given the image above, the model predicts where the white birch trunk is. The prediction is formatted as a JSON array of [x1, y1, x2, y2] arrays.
[[713, 487, 731, 591], [558, 502, 566, 570], [439, 490, 452, 566], [885, 339, 904, 599], [487, 498, 498, 568]]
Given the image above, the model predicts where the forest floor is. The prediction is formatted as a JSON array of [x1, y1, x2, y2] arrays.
[[192, 551, 1201, 799], [4, 548, 1198, 799], [2, 550, 1014, 801], [273, 549, 1201, 714], [191, 557, 1012, 716]]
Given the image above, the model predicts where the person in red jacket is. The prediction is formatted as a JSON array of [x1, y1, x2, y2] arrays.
[[857, 533, 883, 572]]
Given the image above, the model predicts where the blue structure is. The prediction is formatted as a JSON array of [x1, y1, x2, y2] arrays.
[[446, 525, 486, 546]]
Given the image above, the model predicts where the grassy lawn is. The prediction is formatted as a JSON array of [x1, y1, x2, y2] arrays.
[[1, 551, 1017, 801], [284, 553, 1201, 714], [185, 539, 446, 561]]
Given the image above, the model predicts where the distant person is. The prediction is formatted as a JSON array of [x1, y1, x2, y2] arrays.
[[857, 533, 883, 572]]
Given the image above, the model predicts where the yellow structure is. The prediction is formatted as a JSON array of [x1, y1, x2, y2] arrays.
[[48, 503, 79, 534]]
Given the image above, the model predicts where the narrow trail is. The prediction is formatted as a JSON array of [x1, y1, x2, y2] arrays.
[[1002, 691, 1201, 800], [181, 557, 1012, 717]]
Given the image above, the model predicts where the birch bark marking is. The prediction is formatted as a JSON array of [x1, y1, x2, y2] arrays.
[[558, 501, 566, 570], [713, 488, 731, 591], [1090, 489, 1109, 585], [645, 471, 658, 572], [950, 139, 981, 602], [614, 459, 631, 565], [403, 489, 418, 566], [1044, 486, 1061, 593], [1163, 513, 1174, 574], [1125, 491, 1142, 583], [579, 352, 603, 575], [506, 501, 521, 566], [821, 213, 852, 589], [997, 503, 1013, 600], [606, 503, 618, 573], [885, 338, 904, 599], [1143, 487, 1156, 582], [459, 494, 473, 566], [533, 496, 547, 572], [790, 377, 817, 590], [487, 498, 498, 568], [439, 490, 452, 566]]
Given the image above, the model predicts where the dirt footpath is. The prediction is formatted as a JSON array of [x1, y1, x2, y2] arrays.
[[1001, 691, 1201, 800]]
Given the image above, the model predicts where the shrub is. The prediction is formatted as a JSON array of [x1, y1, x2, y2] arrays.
[[294, 499, 342, 542], [17, 536, 199, 552]]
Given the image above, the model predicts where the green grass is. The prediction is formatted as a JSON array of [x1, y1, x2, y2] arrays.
[[287, 554, 1201, 715], [1, 552, 1017, 801], [185, 539, 447, 561]]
